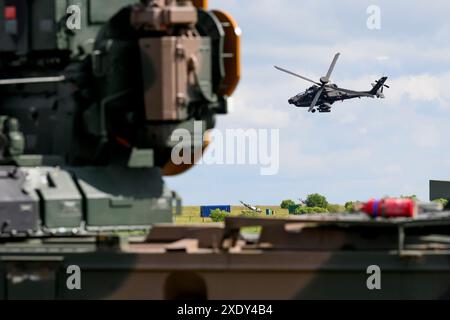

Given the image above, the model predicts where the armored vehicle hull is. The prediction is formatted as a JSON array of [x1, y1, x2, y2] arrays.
[[1, 214, 449, 299]]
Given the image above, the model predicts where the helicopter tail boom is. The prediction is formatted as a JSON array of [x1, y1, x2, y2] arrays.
[[369, 76, 389, 96]]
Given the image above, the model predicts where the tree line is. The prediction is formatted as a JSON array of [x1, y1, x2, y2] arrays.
[[281, 194, 449, 215]]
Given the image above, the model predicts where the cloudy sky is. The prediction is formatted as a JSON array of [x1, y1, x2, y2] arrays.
[[167, 0, 450, 205]]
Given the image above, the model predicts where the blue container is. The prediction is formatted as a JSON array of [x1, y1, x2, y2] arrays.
[[200, 205, 231, 217]]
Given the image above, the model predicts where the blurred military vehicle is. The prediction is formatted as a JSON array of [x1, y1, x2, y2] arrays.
[[0, 0, 242, 299], [0, 0, 240, 235]]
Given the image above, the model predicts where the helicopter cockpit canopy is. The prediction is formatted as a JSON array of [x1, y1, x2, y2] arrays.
[[305, 85, 319, 94]]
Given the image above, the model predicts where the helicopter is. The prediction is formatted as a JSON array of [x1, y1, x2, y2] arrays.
[[275, 53, 389, 113]]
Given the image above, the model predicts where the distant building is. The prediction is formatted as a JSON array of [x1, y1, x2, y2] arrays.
[[430, 180, 450, 204], [200, 205, 231, 218]]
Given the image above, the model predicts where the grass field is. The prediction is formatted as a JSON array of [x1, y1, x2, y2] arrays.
[[174, 205, 289, 224]]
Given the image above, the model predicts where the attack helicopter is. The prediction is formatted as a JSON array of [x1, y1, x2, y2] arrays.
[[275, 53, 389, 113]]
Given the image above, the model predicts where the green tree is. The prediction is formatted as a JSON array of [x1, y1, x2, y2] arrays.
[[345, 201, 355, 212], [210, 209, 228, 222], [280, 199, 295, 209], [305, 193, 328, 209], [294, 206, 329, 215]]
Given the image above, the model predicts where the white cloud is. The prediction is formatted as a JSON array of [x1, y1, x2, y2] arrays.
[[376, 56, 390, 61], [225, 95, 291, 128], [337, 113, 358, 124], [170, 1, 450, 205], [389, 74, 450, 107], [411, 124, 441, 148]]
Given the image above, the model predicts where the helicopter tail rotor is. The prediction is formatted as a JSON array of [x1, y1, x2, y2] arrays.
[[370, 76, 389, 98]]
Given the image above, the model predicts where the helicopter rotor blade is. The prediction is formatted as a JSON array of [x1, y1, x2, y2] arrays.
[[308, 87, 324, 112], [375, 79, 390, 89], [274, 66, 321, 85], [322, 52, 340, 83]]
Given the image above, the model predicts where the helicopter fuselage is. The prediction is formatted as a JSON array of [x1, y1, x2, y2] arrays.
[[288, 85, 374, 112]]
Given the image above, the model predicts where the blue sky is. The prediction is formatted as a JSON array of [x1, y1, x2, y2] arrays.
[[167, 0, 450, 205]]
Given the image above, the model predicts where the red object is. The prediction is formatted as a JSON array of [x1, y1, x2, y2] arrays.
[[361, 198, 416, 218], [115, 136, 131, 148], [4, 6, 16, 20]]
